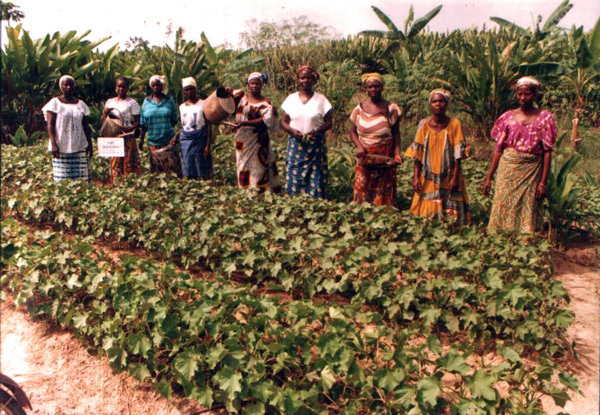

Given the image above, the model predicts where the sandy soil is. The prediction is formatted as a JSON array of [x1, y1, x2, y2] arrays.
[[542, 248, 600, 415], [1, 247, 598, 415], [0, 301, 209, 415]]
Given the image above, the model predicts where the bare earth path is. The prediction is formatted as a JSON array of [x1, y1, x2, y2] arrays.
[[1, 248, 598, 414], [544, 248, 600, 415], [0, 300, 208, 415]]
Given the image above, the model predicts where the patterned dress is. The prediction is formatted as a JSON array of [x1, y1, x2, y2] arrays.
[[487, 110, 557, 234], [350, 102, 401, 206], [281, 92, 332, 199], [42, 97, 91, 182], [234, 95, 281, 191], [103, 97, 142, 182], [179, 100, 212, 179], [404, 118, 470, 224], [140, 96, 182, 175]]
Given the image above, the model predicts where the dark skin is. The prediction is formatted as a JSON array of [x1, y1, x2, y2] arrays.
[[412, 94, 460, 193], [101, 79, 140, 134], [46, 78, 92, 159], [349, 79, 402, 164], [483, 85, 551, 200], [231, 78, 271, 129], [182, 85, 212, 157], [281, 69, 333, 139], [139, 80, 177, 150]]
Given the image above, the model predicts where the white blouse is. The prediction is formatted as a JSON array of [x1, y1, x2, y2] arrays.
[[179, 100, 206, 132], [104, 97, 140, 127], [281, 92, 332, 135], [42, 97, 90, 154]]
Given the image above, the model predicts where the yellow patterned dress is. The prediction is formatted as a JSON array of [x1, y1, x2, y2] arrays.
[[404, 118, 470, 224]]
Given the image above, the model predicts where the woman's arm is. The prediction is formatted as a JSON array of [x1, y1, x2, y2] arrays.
[[450, 160, 461, 193], [46, 111, 60, 158], [124, 115, 140, 133], [204, 117, 212, 157], [280, 112, 303, 138], [412, 160, 423, 192], [139, 126, 147, 150], [536, 150, 552, 199], [349, 123, 366, 158], [483, 147, 503, 196], [391, 117, 402, 164], [83, 116, 93, 158], [309, 110, 332, 137], [101, 104, 109, 124]]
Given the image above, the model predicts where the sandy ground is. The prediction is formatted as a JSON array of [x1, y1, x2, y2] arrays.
[[0, 301, 208, 415], [543, 248, 600, 415], [0, 248, 598, 415]]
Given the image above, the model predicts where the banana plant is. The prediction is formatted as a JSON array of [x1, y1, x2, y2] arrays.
[[0, 25, 110, 135], [490, 0, 573, 41], [519, 16, 600, 146], [360, 5, 443, 42], [545, 153, 582, 246], [438, 31, 548, 140]]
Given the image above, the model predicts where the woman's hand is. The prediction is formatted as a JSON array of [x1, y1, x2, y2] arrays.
[[394, 153, 403, 165], [169, 134, 178, 147], [51, 143, 60, 158], [449, 176, 459, 193], [291, 129, 304, 139], [356, 145, 366, 159], [482, 178, 492, 196], [535, 183, 547, 199], [412, 175, 422, 193], [204, 143, 211, 157], [86, 143, 93, 159]]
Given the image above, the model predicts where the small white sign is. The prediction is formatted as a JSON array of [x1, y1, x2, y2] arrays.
[[98, 137, 125, 157]]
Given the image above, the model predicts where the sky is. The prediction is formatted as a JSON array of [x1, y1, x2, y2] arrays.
[[2, 0, 599, 50]]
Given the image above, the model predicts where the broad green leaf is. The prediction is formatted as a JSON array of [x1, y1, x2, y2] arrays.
[[417, 377, 442, 406], [213, 367, 243, 400], [467, 370, 497, 401]]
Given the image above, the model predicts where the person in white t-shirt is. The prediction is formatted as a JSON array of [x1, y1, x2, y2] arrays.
[[42, 75, 92, 182], [178, 77, 212, 179], [101, 76, 142, 182], [281, 65, 333, 199]]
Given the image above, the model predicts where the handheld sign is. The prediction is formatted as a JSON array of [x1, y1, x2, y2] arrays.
[[98, 137, 125, 157]]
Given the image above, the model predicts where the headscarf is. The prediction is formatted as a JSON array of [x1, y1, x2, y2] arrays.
[[515, 76, 541, 92], [428, 88, 451, 103], [297, 65, 320, 81], [149, 75, 168, 94], [361, 72, 385, 86], [59, 75, 75, 92], [182, 77, 197, 88], [247, 72, 268, 85]]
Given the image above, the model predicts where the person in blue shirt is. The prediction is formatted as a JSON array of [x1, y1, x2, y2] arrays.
[[139, 75, 181, 175]]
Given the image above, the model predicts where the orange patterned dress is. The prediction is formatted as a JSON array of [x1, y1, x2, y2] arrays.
[[350, 102, 401, 206]]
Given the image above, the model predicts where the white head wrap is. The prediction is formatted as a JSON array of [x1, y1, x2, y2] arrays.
[[516, 76, 541, 90], [59, 75, 75, 92], [428, 88, 451, 103], [149, 75, 168, 94], [247, 72, 264, 84], [182, 77, 197, 88]]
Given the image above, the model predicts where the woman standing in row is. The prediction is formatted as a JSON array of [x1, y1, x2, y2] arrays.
[[281, 66, 333, 199], [484, 76, 556, 234], [101, 76, 141, 183], [232, 72, 281, 192], [42, 75, 92, 182], [404, 89, 470, 224], [139, 75, 181, 175], [179, 77, 212, 179], [349, 73, 402, 206]]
